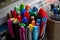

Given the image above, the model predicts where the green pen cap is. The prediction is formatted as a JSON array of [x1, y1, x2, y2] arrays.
[[20, 3, 25, 12]]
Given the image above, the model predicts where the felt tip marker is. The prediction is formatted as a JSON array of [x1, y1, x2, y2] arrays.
[[19, 26, 26, 40], [26, 26, 32, 40], [7, 19, 14, 38], [32, 26, 39, 40]]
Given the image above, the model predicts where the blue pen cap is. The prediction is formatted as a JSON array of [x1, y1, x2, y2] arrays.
[[36, 19, 41, 24], [32, 26, 39, 40], [21, 9, 26, 17], [32, 6, 38, 12], [22, 17, 28, 24], [52, 7, 58, 14]]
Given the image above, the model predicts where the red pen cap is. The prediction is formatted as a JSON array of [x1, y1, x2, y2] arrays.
[[25, 4, 30, 10], [38, 8, 48, 18], [17, 15, 22, 22], [23, 11, 30, 20], [13, 10, 17, 18]]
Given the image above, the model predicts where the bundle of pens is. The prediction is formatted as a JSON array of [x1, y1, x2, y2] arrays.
[[7, 3, 48, 40], [50, 3, 60, 21]]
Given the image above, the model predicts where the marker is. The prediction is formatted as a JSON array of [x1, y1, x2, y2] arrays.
[[17, 15, 22, 22], [7, 19, 14, 38], [12, 19, 20, 40], [7, 13, 12, 20], [12, 10, 17, 18], [26, 26, 32, 40], [20, 3, 24, 12], [40, 17, 47, 38], [25, 4, 30, 10], [23, 11, 30, 20], [32, 26, 39, 40], [19, 23, 26, 28], [19, 26, 26, 40]]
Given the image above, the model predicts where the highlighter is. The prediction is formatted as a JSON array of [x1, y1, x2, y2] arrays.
[[19, 26, 26, 40], [7, 19, 14, 38], [26, 26, 32, 40], [32, 26, 39, 40]]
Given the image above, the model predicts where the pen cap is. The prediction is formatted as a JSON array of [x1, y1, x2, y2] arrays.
[[25, 4, 30, 10], [52, 7, 58, 14], [21, 9, 26, 18], [14, 6, 20, 11], [7, 13, 12, 20], [32, 5, 38, 12], [36, 19, 41, 24], [23, 11, 30, 20], [12, 10, 17, 18], [38, 8, 48, 18], [17, 15, 22, 22], [26, 26, 32, 40], [31, 16, 35, 21], [58, 8, 60, 14], [22, 17, 28, 24], [19, 26, 26, 40], [31, 20, 35, 26], [19, 23, 26, 28], [7, 19, 14, 38], [32, 26, 39, 40], [50, 4, 55, 11], [29, 24, 34, 31], [20, 3, 24, 12], [12, 19, 20, 30]]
